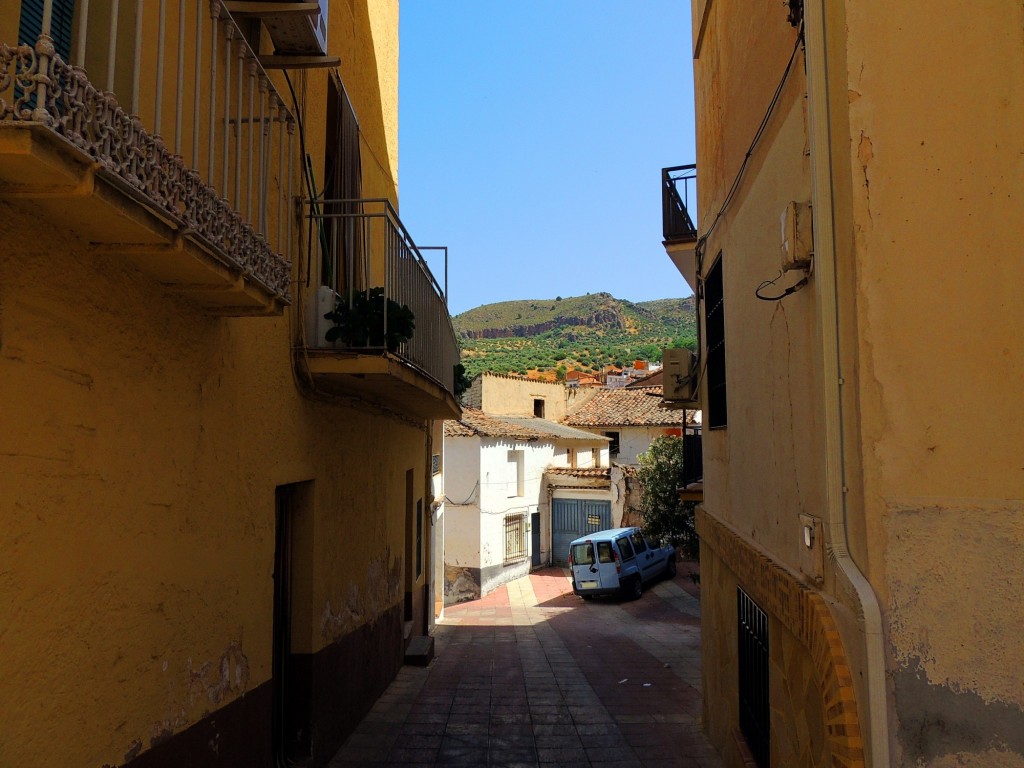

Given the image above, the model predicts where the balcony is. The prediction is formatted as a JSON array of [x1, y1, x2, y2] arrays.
[[300, 198, 461, 421], [662, 164, 698, 293], [0, 3, 299, 314]]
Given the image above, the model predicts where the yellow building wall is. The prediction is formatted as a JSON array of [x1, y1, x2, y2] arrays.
[[837, 2, 1024, 764], [691, 0, 1024, 765], [0, 2, 428, 767], [469, 372, 575, 421]]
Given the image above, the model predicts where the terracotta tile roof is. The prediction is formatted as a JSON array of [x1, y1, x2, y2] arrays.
[[445, 408, 608, 442], [546, 467, 611, 479], [563, 386, 696, 427]]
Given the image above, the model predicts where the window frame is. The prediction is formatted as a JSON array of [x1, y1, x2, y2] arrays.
[[705, 253, 728, 429]]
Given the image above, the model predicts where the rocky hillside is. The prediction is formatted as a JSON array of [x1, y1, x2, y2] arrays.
[[454, 293, 696, 378]]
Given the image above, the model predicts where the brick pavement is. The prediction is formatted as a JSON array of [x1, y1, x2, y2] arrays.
[[328, 566, 721, 767]]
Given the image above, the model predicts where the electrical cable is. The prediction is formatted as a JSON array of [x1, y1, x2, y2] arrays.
[[694, 22, 805, 267], [755, 268, 811, 301], [688, 21, 806, 403]]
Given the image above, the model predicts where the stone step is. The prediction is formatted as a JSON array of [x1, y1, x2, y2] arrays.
[[404, 635, 435, 667]]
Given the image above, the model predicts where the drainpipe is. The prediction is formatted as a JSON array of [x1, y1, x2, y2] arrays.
[[803, 4, 891, 767]]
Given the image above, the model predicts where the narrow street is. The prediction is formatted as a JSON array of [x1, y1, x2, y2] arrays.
[[329, 567, 722, 767]]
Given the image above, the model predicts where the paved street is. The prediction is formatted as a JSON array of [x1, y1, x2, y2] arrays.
[[329, 566, 722, 767]]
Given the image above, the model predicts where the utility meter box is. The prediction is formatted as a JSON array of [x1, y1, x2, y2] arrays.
[[780, 200, 813, 272]]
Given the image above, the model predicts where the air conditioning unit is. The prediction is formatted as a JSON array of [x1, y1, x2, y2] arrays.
[[251, 0, 329, 56], [662, 347, 699, 406], [307, 285, 340, 348]]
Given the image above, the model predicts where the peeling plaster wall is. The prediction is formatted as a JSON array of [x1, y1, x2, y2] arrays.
[[840, 2, 1024, 764], [694, 0, 1024, 761]]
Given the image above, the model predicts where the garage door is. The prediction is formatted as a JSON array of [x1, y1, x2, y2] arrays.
[[551, 499, 612, 566]]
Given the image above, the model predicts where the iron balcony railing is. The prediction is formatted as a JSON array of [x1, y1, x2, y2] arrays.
[[303, 197, 459, 394], [0, 1, 295, 300], [662, 164, 698, 243]]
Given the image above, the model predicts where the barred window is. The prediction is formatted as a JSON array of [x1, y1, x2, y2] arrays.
[[738, 587, 770, 766], [504, 513, 527, 564]]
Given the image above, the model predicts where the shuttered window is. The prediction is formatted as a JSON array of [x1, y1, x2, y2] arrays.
[[19, 0, 75, 61], [705, 253, 728, 429]]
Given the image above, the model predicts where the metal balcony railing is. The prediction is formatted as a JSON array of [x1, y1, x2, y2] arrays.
[[0, 1, 294, 300], [662, 164, 698, 243], [303, 197, 459, 394]]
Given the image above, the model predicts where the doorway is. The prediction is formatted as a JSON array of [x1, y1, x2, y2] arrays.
[[272, 482, 312, 764]]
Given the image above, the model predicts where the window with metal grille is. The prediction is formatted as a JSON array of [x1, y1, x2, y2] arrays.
[[738, 588, 770, 767], [431, 453, 441, 475], [705, 254, 728, 428], [504, 513, 527, 564]]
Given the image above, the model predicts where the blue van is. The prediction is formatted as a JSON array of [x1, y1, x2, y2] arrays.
[[568, 527, 676, 599]]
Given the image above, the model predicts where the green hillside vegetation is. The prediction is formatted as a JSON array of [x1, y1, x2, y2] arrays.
[[453, 292, 696, 378]]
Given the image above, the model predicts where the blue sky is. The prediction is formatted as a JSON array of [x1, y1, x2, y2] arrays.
[[398, 2, 696, 316]]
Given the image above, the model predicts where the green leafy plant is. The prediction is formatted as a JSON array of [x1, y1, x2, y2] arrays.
[[324, 287, 415, 353], [633, 435, 698, 558]]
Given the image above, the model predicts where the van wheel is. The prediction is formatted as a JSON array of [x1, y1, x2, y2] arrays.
[[625, 577, 643, 601], [664, 556, 677, 579]]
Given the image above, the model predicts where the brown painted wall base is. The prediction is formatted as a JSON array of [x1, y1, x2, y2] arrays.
[[123, 604, 404, 768], [306, 604, 404, 765], [122, 683, 274, 768]]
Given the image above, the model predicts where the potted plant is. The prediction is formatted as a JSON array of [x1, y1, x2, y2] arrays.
[[324, 287, 415, 352]]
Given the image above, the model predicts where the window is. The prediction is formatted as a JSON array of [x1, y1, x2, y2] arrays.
[[322, 75, 363, 292], [629, 531, 648, 554], [604, 431, 621, 456], [706, 254, 728, 428], [533, 398, 545, 418], [571, 542, 594, 565], [431, 453, 441, 475], [738, 588, 770, 767], [617, 537, 636, 561], [507, 450, 524, 497], [19, 0, 75, 60], [597, 542, 615, 563], [504, 514, 527, 564]]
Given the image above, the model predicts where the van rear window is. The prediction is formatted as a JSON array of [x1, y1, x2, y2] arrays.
[[597, 542, 614, 563], [571, 543, 594, 565]]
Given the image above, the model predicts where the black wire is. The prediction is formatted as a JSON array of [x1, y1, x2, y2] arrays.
[[694, 22, 805, 274], [755, 271, 810, 301]]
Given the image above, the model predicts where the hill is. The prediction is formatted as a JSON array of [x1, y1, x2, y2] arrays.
[[453, 293, 696, 378]]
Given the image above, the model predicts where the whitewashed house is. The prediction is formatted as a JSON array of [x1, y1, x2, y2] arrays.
[[442, 408, 608, 603]]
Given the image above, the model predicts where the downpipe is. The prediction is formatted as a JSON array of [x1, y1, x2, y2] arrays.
[[803, 3, 892, 767]]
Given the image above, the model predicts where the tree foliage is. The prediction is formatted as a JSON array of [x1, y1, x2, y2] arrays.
[[634, 435, 698, 558]]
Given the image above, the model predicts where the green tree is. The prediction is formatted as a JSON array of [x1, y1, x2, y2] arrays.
[[634, 435, 698, 558], [555, 364, 567, 382]]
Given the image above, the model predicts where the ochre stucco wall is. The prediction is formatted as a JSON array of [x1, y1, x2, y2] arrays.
[[839, 2, 1024, 763], [0, 2, 427, 766], [0, 221, 423, 766], [690, 0, 1024, 764]]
